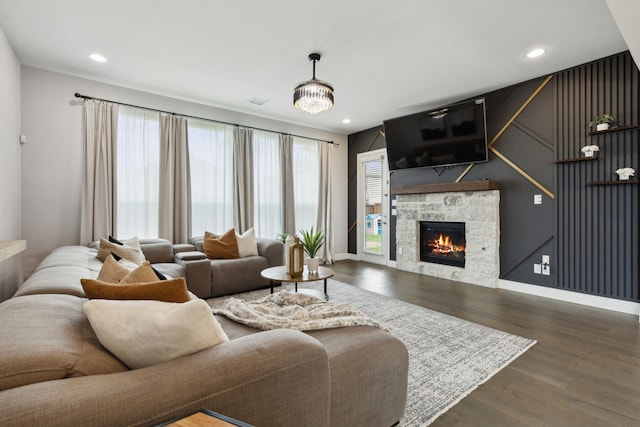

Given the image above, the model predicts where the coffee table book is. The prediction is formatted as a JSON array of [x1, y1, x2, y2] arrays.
[[157, 409, 253, 427]]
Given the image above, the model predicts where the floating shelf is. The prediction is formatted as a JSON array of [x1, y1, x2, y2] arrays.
[[0, 240, 26, 263], [588, 125, 638, 136], [588, 180, 639, 186], [555, 157, 599, 164]]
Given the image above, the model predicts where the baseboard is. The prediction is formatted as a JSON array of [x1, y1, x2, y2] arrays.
[[499, 279, 640, 320], [333, 252, 358, 261]]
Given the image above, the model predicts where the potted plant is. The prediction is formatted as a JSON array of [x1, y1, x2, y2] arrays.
[[580, 145, 600, 158], [588, 114, 615, 131], [298, 227, 325, 273]]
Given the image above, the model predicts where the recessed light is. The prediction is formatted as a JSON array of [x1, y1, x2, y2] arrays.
[[247, 97, 269, 106], [89, 53, 107, 63], [342, 118, 352, 124], [526, 48, 546, 59]]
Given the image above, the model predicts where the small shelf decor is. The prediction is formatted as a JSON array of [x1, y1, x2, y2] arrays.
[[580, 145, 599, 158], [588, 114, 615, 131], [615, 167, 635, 181]]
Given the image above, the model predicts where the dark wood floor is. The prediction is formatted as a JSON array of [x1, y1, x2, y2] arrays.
[[330, 260, 640, 426]]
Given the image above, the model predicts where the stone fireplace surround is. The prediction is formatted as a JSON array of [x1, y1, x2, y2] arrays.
[[393, 180, 500, 288]]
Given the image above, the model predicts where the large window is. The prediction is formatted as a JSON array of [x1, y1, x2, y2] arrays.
[[253, 130, 282, 239], [116, 107, 160, 239], [188, 119, 234, 236]]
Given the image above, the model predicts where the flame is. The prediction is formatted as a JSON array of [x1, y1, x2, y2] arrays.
[[428, 233, 465, 256]]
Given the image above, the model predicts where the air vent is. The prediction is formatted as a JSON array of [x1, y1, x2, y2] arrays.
[[247, 97, 269, 106]]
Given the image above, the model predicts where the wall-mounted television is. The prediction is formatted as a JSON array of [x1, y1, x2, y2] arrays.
[[383, 98, 488, 171]]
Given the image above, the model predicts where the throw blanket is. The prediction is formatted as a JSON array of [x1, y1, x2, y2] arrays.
[[212, 290, 384, 331]]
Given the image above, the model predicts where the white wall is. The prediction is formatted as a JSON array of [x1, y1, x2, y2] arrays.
[[0, 26, 22, 301], [20, 67, 348, 276]]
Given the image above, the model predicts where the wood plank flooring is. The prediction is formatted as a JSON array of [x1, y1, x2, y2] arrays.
[[330, 260, 640, 426]]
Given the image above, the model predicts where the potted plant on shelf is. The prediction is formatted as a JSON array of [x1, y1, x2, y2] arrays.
[[581, 145, 600, 158], [589, 114, 615, 131], [299, 227, 325, 274]]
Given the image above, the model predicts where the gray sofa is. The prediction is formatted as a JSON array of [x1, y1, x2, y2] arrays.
[[0, 241, 409, 426]]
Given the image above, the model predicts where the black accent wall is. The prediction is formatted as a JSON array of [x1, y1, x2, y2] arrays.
[[347, 51, 639, 302]]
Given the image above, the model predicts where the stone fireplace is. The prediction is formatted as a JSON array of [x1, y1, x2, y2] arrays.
[[394, 180, 499, 288]]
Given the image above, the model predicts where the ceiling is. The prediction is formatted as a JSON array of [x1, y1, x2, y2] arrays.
[[0, 0, 634, 134]]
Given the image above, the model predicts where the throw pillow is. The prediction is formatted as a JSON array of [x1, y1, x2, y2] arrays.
[[108, 235, 124, 245], [96, 255, 132, 283], [96, 237, 145, 264], [203, 229, 240, 259], [80, 277, 191, 303], [83, 299, 229, 369], [119, 261, 161, 284], [235, 228, 259, 257]]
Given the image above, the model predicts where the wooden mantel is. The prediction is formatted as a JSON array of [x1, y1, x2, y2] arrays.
[[0, 240, 26, 263], [391, 179, 499, 195]]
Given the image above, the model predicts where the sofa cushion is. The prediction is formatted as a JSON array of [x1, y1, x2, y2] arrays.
[[119, 262, 162, 284], [138, 239, 176, 264], [81, 277, 191, 303], [236, 228, 259, 257], [84, 299, 229, 369], [0, 294, 128, 392], [203, 229, 240, 259], [96, 237, 145, 264]]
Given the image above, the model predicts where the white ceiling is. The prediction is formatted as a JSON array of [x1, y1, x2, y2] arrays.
[[0, 0, 633, 134]]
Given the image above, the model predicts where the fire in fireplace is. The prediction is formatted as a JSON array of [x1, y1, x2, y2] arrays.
[[419, 221, 466, 268]]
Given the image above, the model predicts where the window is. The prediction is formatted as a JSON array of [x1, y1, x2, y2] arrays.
[[253, 130, 282, 239], [188, 119, 234, 236], [116, 107, 160, 239], [292, 137, 319, 232]]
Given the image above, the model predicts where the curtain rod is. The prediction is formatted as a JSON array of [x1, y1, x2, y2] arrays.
[[74, 93, 336, 145]]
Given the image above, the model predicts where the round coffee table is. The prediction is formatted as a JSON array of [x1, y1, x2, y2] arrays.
[[261, 265, 334, 300]]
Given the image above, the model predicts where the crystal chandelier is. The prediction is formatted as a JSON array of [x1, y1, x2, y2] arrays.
[[293, 53, 334, 114]]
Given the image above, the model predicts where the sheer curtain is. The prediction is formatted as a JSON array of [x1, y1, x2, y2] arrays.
[[80, 100, 119, 244], [292, 137, 320, 233], [253, 130, 282, 239], [188, 119, 234, 236], [116, 106, 160, 239], [159, 114, 191, 243]]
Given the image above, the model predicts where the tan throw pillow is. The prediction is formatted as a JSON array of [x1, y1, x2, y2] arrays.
[[203, 229, 240, 259], [96, 255, 132, 283], [80, 277, 191, 303], [83, 299, 229, 369], [119, 262, 161, 284], [236, 227, 259, 257], [96, 237, 145, 265]]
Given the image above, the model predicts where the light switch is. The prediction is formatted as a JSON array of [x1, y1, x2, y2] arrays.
[[534, 195, 542, 205]]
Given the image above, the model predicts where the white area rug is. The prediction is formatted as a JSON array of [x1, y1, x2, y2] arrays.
[[208, 279, 536, 426]]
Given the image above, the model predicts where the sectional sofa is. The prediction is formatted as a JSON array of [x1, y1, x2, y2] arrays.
[[0, 239, 409, 426]]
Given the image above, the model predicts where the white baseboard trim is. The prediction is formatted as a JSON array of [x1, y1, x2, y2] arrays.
[[387, 260, 397, 268], [499, 279, 640, 320], [333, 253, 358, 261]]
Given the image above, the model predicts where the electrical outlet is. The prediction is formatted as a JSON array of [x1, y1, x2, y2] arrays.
[[534, 264, 542, 274], [398, 247, 403, 255], [542, 264, 551, 275], [542, 255, 550, 264], [534, 194, 542, 205]]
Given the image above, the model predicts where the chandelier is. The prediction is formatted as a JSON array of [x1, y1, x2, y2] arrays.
[[293, 53, 334, 114]]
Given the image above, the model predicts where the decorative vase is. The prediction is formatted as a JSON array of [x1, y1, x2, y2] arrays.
[[288, 237, 304, 277], [596, 123, 609, 131], [306, 257, 321, 274]]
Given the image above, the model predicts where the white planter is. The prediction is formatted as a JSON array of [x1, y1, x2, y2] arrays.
[[306, 257, 321, 274], [584, 150, 595, 157], [596, 123, 610, 131]]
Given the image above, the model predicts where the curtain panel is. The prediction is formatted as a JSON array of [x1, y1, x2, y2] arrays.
[[317, 142, 334, 263], [280, 134, 295, 235], [233, 127, 254, 234], [80, 100, 119, 244], [159, 114, 191, 243]]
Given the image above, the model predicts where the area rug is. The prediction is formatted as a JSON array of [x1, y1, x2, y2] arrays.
[[208, 279, 536, 426]]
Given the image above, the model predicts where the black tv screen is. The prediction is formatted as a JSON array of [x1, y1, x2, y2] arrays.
[[384, 98, 488, 170]]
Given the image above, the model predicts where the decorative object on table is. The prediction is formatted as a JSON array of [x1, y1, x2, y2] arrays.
[[615, 167, 635, 180], [589, 114, 615, 131], [299, 227, 326, 274], [580, 145, 600, 158], [283, 234, 293, 272], [287, 236, 304, 277], [293, 53, 334, 114]]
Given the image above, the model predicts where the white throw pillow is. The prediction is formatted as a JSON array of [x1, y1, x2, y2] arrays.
[[235, 228, 259, 257], [96, 237, 145, 265], [83, 299, 229, 369]]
